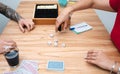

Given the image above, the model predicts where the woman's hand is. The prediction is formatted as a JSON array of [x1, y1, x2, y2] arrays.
[[0, 40, 16, 54], [18, 19, 35, 33], [56, 7, 72, 32], [85, 50, 114, 71]]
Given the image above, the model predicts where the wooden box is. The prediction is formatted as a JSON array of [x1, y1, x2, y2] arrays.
[[33, 4, 59, 25]]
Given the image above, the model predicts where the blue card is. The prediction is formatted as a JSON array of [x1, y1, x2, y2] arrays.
[[47, 60, 64, 71], [70, 22, 92, 34]]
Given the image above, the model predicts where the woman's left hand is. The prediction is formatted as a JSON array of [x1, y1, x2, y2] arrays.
[[85, 50, 114, 70]]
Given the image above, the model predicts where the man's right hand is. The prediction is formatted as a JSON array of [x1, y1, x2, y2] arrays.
[[0, 40, 17, 54]]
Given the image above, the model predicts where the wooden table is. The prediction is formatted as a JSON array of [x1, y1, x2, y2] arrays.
[[0, 1, 120, 74]]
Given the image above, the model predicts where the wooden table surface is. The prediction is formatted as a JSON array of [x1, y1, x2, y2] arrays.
[[0, 1, 120, 74]]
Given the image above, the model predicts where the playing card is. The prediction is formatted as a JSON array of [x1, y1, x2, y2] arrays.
[[4, 60, 39, 74], [70, 22, 92, 34], [47, 60, 64, 71]]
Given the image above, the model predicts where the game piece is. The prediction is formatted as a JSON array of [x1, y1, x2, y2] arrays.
[[54, 39, 58, 43], [69, 27, 75, 30], [58, 25, 62, 31], [49, 34, 54, 38], [47, 60, 64, 71], [61, 43, 66, 47], [47, 41, 52, 46], [58, 22, 65, 32], [54, 42, 58, 47], [37, 4, 57, 9]]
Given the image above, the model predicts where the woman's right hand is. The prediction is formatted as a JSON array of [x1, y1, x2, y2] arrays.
[[55, 6, 72, 32], [0, 40, 17, 54]]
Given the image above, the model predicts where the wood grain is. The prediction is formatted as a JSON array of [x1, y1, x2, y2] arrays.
[[0, 1, 119, 74]]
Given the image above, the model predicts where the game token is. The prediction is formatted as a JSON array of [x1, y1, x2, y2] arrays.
[[49, 34, 54, 38], [54, 42, 58, 47], [61, 43, 66, 47], [54, 39, 58, 43], [48, 41, 52, 45]]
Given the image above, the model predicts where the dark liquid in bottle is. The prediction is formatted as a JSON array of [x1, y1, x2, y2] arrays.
[[5, 50, 19, 66]]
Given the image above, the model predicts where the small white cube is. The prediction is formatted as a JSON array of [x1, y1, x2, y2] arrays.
[[47, 41, 52, 45], [54, 42, 58, 47], [54, 39, 58, 43], [61, 43, 66, 47], [49, 34, 54, 38]]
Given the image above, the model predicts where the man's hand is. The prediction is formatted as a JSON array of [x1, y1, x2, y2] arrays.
[[0, 40, 17, 54], [18, 19, 35, 33]]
